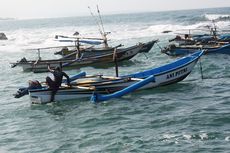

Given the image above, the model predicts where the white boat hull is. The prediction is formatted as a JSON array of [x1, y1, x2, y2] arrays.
[[29, 54, 199, 104]]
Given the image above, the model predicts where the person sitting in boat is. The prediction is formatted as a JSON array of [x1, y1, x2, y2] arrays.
[[46, 65, 71, 102], [184, 34, 189, 39]]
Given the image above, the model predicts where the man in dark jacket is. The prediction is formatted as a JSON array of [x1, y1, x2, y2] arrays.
[[46, 65, 70, 102]]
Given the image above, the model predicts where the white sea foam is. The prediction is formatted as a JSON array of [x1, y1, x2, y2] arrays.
[[199, 133, 208, 140], [0, 17, 229, 54], [204, 14, 230, 21], [183, 134, 192, 140], [163, 134, 176, 139], [225, 136, 230, 141]]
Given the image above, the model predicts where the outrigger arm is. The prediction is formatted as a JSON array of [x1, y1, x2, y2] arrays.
[[91, 75, 155, 103]]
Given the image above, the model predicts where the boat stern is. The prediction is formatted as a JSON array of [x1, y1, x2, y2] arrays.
[[29, 89, 52, 104], [30, 95, 43, 104]]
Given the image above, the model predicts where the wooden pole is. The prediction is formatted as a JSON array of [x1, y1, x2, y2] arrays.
[[113, 48, 119, 77], [38, 49, 41, 60], [199, 59, 204, 80], [76, 38, 80, 59]]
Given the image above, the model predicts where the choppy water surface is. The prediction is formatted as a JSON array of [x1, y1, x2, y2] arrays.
[[0, 7, 230, 153]]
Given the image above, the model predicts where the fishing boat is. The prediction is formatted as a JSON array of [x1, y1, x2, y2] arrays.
[[169, 34, 230, 46], [53, 7, 157, 58], [219, 33, 230, 42], [11, 41, 153, 73], [54, 39, 158, 57], [15, 50, 204, 104], [169, 22, 230, 46], [162, 43, 230, 56]]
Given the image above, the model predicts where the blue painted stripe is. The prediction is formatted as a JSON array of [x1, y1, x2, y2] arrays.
[[123, 50, 203, 79]]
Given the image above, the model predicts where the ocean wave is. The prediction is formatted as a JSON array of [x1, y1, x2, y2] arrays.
[[204, 14, 230, 21], [147, 23, 211, 35], [0, 16, 229, 53]]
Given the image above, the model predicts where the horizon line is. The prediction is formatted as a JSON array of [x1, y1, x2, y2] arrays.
[[1, 6, 229, 21]]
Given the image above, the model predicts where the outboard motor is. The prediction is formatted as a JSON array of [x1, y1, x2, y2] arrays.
[[14, 80, 42, 98]]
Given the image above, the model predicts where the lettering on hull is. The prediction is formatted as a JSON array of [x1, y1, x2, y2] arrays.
[[166, 68, 188, 79]]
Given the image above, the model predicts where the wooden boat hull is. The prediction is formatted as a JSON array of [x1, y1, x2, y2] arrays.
[[55, 40, 157, 56], [139, 40, 157, 53], [28, 51, 203, 104], [12, 43, 144, 72]]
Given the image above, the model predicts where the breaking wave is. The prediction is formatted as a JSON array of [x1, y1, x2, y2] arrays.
[[1, 8, 230, 53], [204, 14, 230, 21]]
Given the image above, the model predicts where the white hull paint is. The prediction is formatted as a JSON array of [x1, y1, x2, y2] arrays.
[[29, 56, 199, 104]]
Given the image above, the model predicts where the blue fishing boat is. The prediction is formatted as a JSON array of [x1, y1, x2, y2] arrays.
[[15, 50, 204, 104], [169, 22, 230, 45], [219, 33, 230, 42], [169, 33, 230, 46], [162, 43, 230, 56]]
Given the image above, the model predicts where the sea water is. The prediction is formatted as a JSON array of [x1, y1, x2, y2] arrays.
[[0, 7, 230, 153]]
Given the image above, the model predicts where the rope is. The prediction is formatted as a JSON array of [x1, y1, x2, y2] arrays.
[[143, 53, 148, 59], [198, 58, 230, 80], [156, 42, 163, 51], [199, 59, 204, 80]]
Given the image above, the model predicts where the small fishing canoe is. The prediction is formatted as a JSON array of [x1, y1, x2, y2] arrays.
[[54, 40, 157, 57], [11, 42, 150, 73], [15, 50, 203, 104]]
